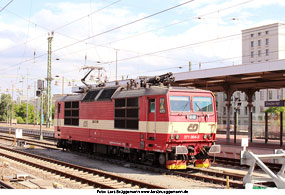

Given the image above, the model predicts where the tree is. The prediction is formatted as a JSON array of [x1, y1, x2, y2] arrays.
[[14, 103, 35, 124], [0, 94, 12, 121]]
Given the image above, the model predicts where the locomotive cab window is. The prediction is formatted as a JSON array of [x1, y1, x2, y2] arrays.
[[64, 101, 79, 126], [170, 96, 190, 112], [193, 96, 213, 112], [149, 99, 155, 113], [114, 97, 139, 130]]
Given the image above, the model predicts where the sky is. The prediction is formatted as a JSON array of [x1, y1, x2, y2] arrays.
[[1, 0, 285, 97]]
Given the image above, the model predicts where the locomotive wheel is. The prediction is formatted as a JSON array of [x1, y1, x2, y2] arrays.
[[158, 153, 166, 167]]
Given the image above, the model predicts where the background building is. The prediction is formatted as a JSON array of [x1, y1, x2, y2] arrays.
[[242, 23, 285, 64], [217, 23, 285, 133]]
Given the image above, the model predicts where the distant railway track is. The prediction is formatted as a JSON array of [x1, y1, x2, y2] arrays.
[[210, 156, 282, 173], [0, 134, 58, 150], [0, 145, 166, 189], [0, 127, 55, 140]]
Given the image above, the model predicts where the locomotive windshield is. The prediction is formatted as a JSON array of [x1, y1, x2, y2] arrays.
[[193, 96, 213, 112], [170, 96, 190, 112]]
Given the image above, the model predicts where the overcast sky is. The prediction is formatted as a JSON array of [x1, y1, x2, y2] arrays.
[[1, 0, 285, 97]]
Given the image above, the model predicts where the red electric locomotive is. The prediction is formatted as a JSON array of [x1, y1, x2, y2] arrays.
[[54, 73, 219, 169]]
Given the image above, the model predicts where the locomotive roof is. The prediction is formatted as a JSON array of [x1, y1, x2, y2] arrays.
[[57, 86, 212, 102], [113, 86, 168, 99], [112, 86, 211, 99], [56, 94, 85, 102]]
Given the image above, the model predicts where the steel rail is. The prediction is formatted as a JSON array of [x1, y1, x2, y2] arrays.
[[91, 155, 245, 188], [91, 154, 274, 189], [0, 180, 15, 189], [173, 170, 244, 188], [0, 145, 165, 189], [211, 156, 282, 172]]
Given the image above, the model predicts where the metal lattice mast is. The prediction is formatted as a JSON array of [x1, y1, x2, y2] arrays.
[[46, 32, 53, 128]]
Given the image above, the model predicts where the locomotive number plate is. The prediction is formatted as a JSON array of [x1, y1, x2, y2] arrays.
[[187, 124, 198, 132]]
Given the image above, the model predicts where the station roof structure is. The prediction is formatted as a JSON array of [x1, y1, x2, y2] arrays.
[[173, 59, 285, 92]]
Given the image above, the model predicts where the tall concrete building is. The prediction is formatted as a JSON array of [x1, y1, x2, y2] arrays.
[[242, 23, 285, 63], [217, 23, 285, 133]]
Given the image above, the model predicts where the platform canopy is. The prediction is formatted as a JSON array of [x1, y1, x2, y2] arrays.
[[173, 59, 285, 92]]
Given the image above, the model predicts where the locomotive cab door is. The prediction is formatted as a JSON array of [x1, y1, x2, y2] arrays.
[[147, 98, 157, 140]]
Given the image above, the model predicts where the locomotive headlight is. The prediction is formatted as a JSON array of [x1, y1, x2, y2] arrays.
[[175, 134, 180, 140], [189, 114, 197, 120], [203, 134, 208, 139], [170, 134, 174, 140], [208, 134, 212, 139]]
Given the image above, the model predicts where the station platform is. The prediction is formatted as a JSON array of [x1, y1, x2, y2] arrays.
[[215, 134, 285, 160]]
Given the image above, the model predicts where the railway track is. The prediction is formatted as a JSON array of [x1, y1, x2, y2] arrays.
[[210, 156, 282, 173], [0, 180, 15, 189], [0, 127, 55, 140], [177, 167, 244, 188], [0, 134, 58, 150], [0, 145, 166, 189], [92, 155, 246, 189], [0, 127, 279, 188], [0, 135, 241, 189]]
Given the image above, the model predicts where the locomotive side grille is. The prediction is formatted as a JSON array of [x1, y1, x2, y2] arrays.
[[64, 101, 80, 126], [114, 97, 139, 130], [175, 146, 188, 155]]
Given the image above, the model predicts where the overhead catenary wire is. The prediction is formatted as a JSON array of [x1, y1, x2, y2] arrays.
[[0, 0, 122, 54], [52, 0, 196, 53], [0, 0, 14, 13], [3, 24, 285, 75], [0, 0, 279, 81], [0, 0, 196, 72], [0, 0, 252, 66], [53, 0, 122, 32], [114, 49, 285, 80], [0, 0, 252, 60], [101, 0, 255, 46], [1, 46, 284, 85]]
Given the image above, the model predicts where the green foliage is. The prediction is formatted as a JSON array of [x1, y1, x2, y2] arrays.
[[16, 116, 24, 124], [0, 94, 12, 121], [13, 103, 35, 124], [0, 94, 55, 124], [264, 107, 285, 114]]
